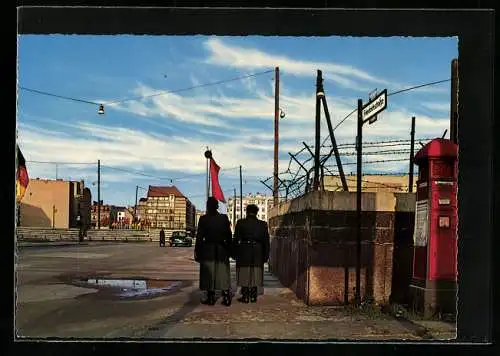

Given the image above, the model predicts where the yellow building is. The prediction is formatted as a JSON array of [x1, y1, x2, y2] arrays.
[[323, 174, 418, 193], [144, 186, 196, 234], [19, 178, 91, 229]]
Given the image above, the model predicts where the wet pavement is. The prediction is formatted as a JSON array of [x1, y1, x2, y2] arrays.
[[15, 243, 456, 340]]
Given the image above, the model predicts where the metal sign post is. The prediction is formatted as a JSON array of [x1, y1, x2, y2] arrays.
[[355, 88, 388, 306]]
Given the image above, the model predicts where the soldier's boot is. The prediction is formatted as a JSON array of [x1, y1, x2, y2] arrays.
[[250, 287, 258, 303], [221, 289, 232, 307], [201, 291, 216, 305], [238, 287, 250, 303]]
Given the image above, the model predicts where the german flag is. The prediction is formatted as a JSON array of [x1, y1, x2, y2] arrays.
[[16, 145, 29, 203]]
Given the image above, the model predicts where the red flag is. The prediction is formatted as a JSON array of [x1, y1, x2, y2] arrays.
[[16, 145, 29, 203], [209, 158, 226, 203]]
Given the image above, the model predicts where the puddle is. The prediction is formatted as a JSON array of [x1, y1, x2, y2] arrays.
[[70, 277, 185, 300]]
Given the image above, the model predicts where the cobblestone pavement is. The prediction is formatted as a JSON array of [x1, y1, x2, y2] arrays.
[[15, 243, 456, 340]]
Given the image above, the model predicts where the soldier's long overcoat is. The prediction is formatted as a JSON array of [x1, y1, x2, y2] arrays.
[[232, 216, 270, 288], [194, 212, 232, 291]]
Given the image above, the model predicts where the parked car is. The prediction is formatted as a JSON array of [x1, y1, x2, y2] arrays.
[[169, 230, 193, 247]]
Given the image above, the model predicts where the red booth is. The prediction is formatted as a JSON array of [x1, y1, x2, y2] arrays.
[[410, 138, 458, 317]]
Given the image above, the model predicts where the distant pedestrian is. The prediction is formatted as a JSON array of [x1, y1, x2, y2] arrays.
[[194, 197, 232, 306], [232, 204, 270, 303], [159, 228, 166, 247], [77, 211, 84, 242]]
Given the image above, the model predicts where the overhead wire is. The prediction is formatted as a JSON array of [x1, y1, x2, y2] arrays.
[[319, 78, 451, 147], [18, 87, 100, 105], [104, 69, 275, 105], [26, 160, 96, 165], [19, 69, 275, 108]]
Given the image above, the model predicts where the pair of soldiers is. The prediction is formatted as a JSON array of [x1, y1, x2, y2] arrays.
[[194, 197, 270, 306]]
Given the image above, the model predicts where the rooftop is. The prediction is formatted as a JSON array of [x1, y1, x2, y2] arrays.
[[147, 185, 185, 198]]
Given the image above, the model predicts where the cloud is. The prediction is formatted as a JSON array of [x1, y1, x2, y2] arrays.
[[17, 119, 289, 183], [421, 102, 450, 112], [203, 38, 387, 91], [203, 38, 449, 95]]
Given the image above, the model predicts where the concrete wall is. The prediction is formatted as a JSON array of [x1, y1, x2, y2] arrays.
[[20, 179, 71, 228], [268, 190, 415, 306]]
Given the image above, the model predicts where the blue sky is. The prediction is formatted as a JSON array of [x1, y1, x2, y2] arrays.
[[17, 35, 457, 211]]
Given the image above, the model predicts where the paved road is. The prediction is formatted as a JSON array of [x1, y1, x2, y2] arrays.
[[15, 243, 456, 340]]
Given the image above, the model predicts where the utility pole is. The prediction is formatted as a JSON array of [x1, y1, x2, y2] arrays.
[[240, 165, 243, 219], [97, 159, 101, 230], [205, 148, 211, 202], [134, 185, 139, 219], [409, 116, 416, 193], [450, 58, 459, 144], [233, 187, 237, 228], [319, 78, 348, 191], [273, 66, 280, 207], [313, 70, 322, 191], [355, 99, 363, 306]]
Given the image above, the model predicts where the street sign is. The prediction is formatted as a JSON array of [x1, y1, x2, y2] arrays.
[[361, 88, 387, 123], [368, 89, 379, 124]]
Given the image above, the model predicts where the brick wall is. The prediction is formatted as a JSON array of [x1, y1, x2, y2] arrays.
[[268, 190, 415, 306]]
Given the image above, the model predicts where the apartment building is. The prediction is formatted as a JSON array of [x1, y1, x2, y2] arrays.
[[143, 185, 196, 234], [136, 198, 147, 221], [19, 178, 91, 229], [227, 193, 274, 230], [111, 206, 134, 225], [90, 202, 112, 228]]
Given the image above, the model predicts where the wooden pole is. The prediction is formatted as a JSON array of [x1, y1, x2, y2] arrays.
[[273, 66, 280, 207]]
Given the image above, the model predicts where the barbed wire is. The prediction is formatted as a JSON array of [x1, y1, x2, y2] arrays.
[[319, 78, 450, 147], [325, 158, 408, 167], [336, 150, 412, 156]]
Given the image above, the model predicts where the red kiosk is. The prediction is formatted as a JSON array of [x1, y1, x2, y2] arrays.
[[410, 138, 458, 317]]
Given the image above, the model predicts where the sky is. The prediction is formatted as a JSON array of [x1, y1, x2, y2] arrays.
[[16, 35, 458, 212]]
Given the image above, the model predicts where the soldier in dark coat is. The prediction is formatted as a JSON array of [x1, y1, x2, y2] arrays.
[[232, 204, 270, 303], [194, 197, 232, 306]]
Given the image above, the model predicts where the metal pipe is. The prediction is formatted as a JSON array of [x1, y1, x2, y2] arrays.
[[97, 159, 101, 230], [313, 70, 322, 191], [273, 67, 280, 206], [409, 116, 416, 193], [355, 99, 363, 306], [321, 95, 348, 191]]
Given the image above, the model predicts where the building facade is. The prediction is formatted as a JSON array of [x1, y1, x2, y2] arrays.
[[110, 206, 134, 227], [19, 178, 91, 229], [90, 202, 112, 228], [142, 186, 196, 234], [323, 174, 418, 193], [227, 193, 274, 231], [136, 198, 148, 221], [195, 210, 204, 231]]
